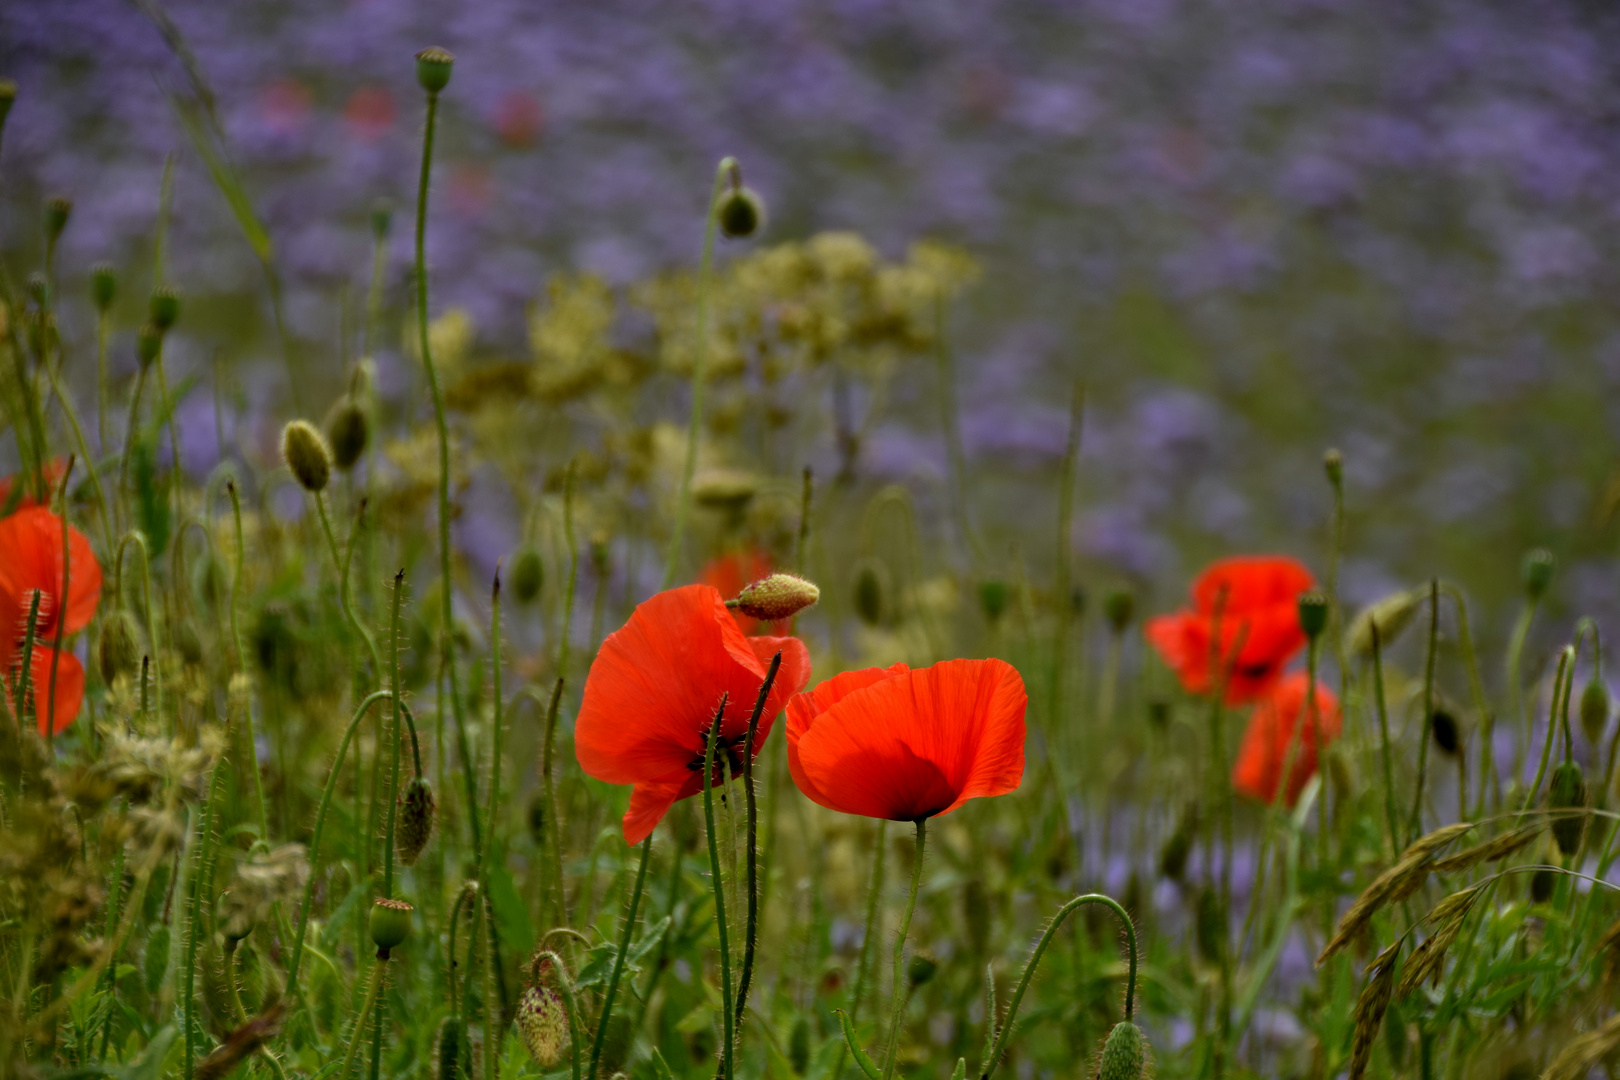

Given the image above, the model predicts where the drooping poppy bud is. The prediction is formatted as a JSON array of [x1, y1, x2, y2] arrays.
[[1323, 448, 1343, 488], [149, 286, 182, 332], [98, 610, 144, 684], [788, 1017, 811, 1076], [281, 420, 332, 493], [1104, 589, 1134, 634], [397, 776, 437, 866], [510, 545, 544, 604], [369, 897, 413, 956], [1580, 681, 1609, 749], [1530, 867, 1555, 905], [1550, 762, 1587, 856], [1195, 885, 1223, 964], [415, 47, 455, 94], [1429, 709, 1459, 756], [853, 562, 885, 626], [1097, 1021, 1146, 1080], [1521, 548, 1556, 601], [516, 983, 568, 1067], [173, 617, 204, 667], [1346, 590, 1420, 658], [716, 186, 767, 239], [325, 396, 369, 471], [906, 951, 938, 988], [730, 573, 820, 622]]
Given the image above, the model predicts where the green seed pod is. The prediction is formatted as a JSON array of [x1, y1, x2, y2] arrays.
[[853, 561, 886, 626], [325, 396, 369, 471], [1521, 548, 1556, 601], [369, 897, 413, 956], [415, 46, 456, 94], [173, 617, 204, 667], [1104, 589, 1134, 634], [91, 263, 118, 312], [44, 196, 72, 242], [978, 580, 1009, 622], [436, 1016, 471, 1080], [716, 187, 767, 239], [1097, 1021, 1146, 1080], [906, 951, 938, 988], [1429, 709, 1459, 756], [1323, 448, 1343, 487], [136, 323, 163, 369], [97, 609, 144, 684], [1550, 761, 1587, 857], [1195, 885, 1224, 965], [788, 1016, 811, 1076], [281, 420, 332, 493], [1530, 867, 1556, 905], [1580, 681, 1610, 749], [397, 776, 437, 867], [148, 286, 182, 331], [732, 573, 821, 622], [515, 983, 568, 1067], [370, 197, 393, 239], [510, 545, 544, 604], [1297, 590, 1329, 639], [962, 878, 991, 956]]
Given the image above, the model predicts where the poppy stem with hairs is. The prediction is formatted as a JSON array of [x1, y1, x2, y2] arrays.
[[735, 650, 784, 1028], [15, 589, 42, 731], [879, 819, 928, 1080], [977, 894, 1138, 1080], [1409, 580, 1439, 846], [701, 692, 737, 1080], [1369, 622, 1401, 858], [587, 834, 653, 1080]]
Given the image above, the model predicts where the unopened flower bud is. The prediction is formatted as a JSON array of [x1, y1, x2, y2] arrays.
[[1323, 448, 1343, 488], [280, 420, 332, 493], [1297, 590, 1329, 639], [26, 272, 47, 307], [370, 197, 392, 239], [716, 187, 766, 239], [91, 263, 117, 312], [44, 196, 72, 242], [396, 775, 437, 867], [369, 897, 413, 956], [1346, 589, 1420, 658], [1530, 866, 1555, 905], [325, 396, 369, 471], [853, 562, 885, 626], [906, 951, 938, 988], [149, 286, 182, 331], [978, 580, 1009, 622], [98, 610, 144, 683], [1429, 709, 1459, 756], [435, 1016, 471, 1080], [415, 47, 455, 94], [1550, 761, 1587, 857], [1522, 548, 1556, 601], [1097, 1021, 1147, 1080], [136, 324, 163, 369], [1159, 824, 1192, 882], [730, 573, 820, 622], [510, 545, 544, 604], [516, 983, 569, 1067], [1104, 589, 1134, 634], [1581, 680, 1610, 748]]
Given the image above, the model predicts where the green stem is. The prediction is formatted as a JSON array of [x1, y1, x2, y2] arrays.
[[1506, 601, 1537, 783], [587, 835, 653, 1080], [340, 956, 390, 1080], [879, 820, 927, 1080], [1369, 623, 1401, 858], [663, 158, 734, 588], [97, 308, 111, 454], [14, 590, 42, 731], [1409, 580, 1439, 845], [93, 801, 129, 1061], [539, 677, 567, 927], [224, 484, 267, 841], [183, 761, 224, 1080], [702, 694, 737, 1080], [1521, 647, 1573, 816], [734, 652, 783, 1027], [1438, 582, 1489, 820], [316, 492, 383, 681], [384, 571, 406, 898], [117, 364, 149, 533]]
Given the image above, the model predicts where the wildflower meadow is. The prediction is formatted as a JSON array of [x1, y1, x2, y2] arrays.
[[3, 4, 1620, 1080]]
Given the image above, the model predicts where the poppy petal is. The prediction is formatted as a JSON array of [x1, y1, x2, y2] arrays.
[[0, 507, 103, 645], [1192, 556, 1314, 615], [5, 647, 85, 737]]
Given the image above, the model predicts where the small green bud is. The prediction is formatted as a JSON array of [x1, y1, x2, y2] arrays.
[[716, 187, 766, 239], [90, 263, 117, 312], [1429, 709, 1459, 756], [510, 545, 544, 604], [396, 776, 437, 867], [1297, 590, 1329, 639], [516, 983, 569, 1067], [1323, 447, 1343, 487], [1346, 589, 1420, 658], [26, 272, 47, 307], [1550, 761, 1587, 857], [1104, 589, 1134, 634], [435, 1016, 471, 1080], [370, 197, 393, 239], [1194, 884, 1223, 964], [136, 323, 163, 369], [280, 419, 333, 493], [978, 580, 1009, 622], [788, 1016, 811, 1076], [1581, 681, 1610, 749], [1521, 548, 1556, 601], [44, 196, 72, 242], [1097, 1021, 1146, 1080], [369, 897, 413, 955], [1530, 866, 1555, 905], [415, 47, 455, 94], [731, 573, 821, 622], [1147, 699, 1170, 731], [853, 562, 886, 626], [97, 610, 144, 684], [149, 286, 182, 331], [906, 951, 938, 988], [325, 396, 369, 471]]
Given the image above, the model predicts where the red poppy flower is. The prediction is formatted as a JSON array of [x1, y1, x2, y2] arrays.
[[785, 658, 1027, 822], [1231, 673, 1341, 807], [1144, 556, 1314, 704], [700, 548, 785, 635], [0, 458, 70, 515], [575, 584, 812, 844], [0, 507, 101, 735]]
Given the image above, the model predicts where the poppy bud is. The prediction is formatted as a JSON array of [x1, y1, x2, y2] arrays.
[[281, 420, 332, 493], [370, 197, 392, 239], [978, 580, 1009, 622], [325, 396, 369, 471], [516, 983, 568, 1067], [136, 323, 163, 369], [853, 562, 886, 626], [369, 897, 413, 956], [906, 951, 938, 988], [730, 573, 820, 622], [1429, 709, 1459, 756], [149, 286, 182, 331], [1158, 823, 1191, 882], [91, 263, 118, 312], [1194, 885, 1223, 964], [397, 776, 437, 866], [1530, 867, 1555, 905], [1550, 761, 1587, 857], [98, 610, 143, 684], [1104, 589, 1134, 634], [1097, 1022, 1146, 1080], [435, 1016, 471, 1080], [44, 196, 72, 242], [1581, 681, 1610, 748], [415, 47, 455, 94], [1323, 448, 1343, 488], [1521, 548, 1556, 601], [1346, 589, 1420, 658], [510, 545, 544, 604], [962, 878, 990, 956], [788, 1016, 811, 1076], [1147, 700, 1170, 731], [1297, 590, 1329, 639], [26, 272, 47, 307], [716, 186, 766, 239]]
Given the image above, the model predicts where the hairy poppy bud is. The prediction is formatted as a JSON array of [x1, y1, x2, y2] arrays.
[[136, 324, 163, 369], [98, 610, 144, 683], [415, 47, 455, 94], [281, 420, 332, 493], [1297, 590, 1329, 639], [1521, 548, 1556, 601], [149, 286, 182, 331], [1104, 589, 1134, 634], [370, 197, 393, 239], [1323, 448, 1343, 487], [510, 545, 544, 604], [325, 396, 369, 471], [1346, 589, 1420, 658], [1550, 761, 1587, 856], [731, 573, 820, 622], [788, 1016, 811, 1076], [44, 196, 72, 242], [906, 951, 938, 988], [435, 1016, 471, 1080], [716, 186, 766, 239], [1097, 1021, 1146, 1080], [978, 580, 1009, 622], [369, 897, 413, 956], [1580, 681, 1609, 748], [516, 983, 568, 1067], [853, 562, 885, 626], [397, 776, 437, 866], [1530, 867, 1555, 905], [91, 263, 118, 312], [1429, 709, 1459, 756]]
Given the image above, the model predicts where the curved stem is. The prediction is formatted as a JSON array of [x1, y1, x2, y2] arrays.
[[977, 894, 1138, 1080], [1506, 600, 1538, 783], [735, 651, 784, 1027], [532, 950, 586, 1080], [316, 491, 382, 682], [587, 835, 653, 1080], [384, 572, 405, 898], [1521, 647, 1573, 816], [702, 694, 736, 1080], [340, 955, 390, 1080], [879, 820, 927, 1080], [225, 481, 269, 842]]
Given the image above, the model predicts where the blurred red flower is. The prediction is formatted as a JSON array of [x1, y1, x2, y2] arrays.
[[700, 548, 784, 635], [785, 658, 1027, 821], [343, 87, 397, 143], [575, 584, 811, 844], [0, 459, 70, 515], [1231, 673, 1341, 807], [1144, 556, 1313, 704], [494, 90, 545, 148], [0, 507, 102, 735]]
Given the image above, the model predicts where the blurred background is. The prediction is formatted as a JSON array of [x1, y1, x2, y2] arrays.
[[4, 0, 1620, 646]]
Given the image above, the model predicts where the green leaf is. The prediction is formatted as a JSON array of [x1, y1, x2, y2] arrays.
[[950, 1058, 966, 1080], [834, 1010, 881, 1080]]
